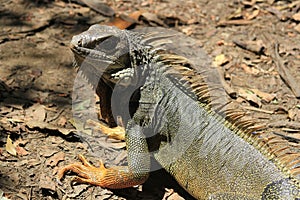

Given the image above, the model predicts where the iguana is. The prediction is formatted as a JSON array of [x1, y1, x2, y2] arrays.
[[58, 24, 300, 199]]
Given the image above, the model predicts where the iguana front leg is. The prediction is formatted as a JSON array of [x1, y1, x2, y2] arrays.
[[58, 124, 150, 189]]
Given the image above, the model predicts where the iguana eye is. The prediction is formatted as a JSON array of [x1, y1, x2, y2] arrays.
[[98, 36, 120, 51]]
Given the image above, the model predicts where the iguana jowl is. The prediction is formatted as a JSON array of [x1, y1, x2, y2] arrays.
[[58, 25, 300, 199]]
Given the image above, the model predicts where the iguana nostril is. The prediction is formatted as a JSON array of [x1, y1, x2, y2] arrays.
[[77, 39, 82, 47]]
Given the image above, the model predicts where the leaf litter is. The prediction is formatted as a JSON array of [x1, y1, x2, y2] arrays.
[[0, 0, 300, 199]]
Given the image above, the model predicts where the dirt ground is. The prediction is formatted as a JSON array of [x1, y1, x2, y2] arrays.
[[1, 0, 300, 199]]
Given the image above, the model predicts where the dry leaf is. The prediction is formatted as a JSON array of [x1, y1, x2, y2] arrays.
[[39, 173, 56, 191], [228, 7, 243, 20], [292, 13, 300, 21], [40, 147, 58, 157], [27, 159, 41, 168], [46, 152, 65, 167], [294, 24, 300, 33], [57, 116, 67, 127], [244, 9, 260, 20], [67, 185, 89, 198], [240, 63, 260, 75], [290, 134, 300, 140], [238, 88, 262, 107], [6, 135, 16, 156], [250, 88, 276, 102], [16, 146, 29, 156], [106, 11, 142, 30], [181, 26, 194, 36], [80, 0, 114, 17], [26, 120, 75, 135], [141, 12, 165, 26], [25, 104, 46, 122], [234, 40, 265, 55], [213, 54, 229, 66], [14, 138, 29, 147], [288, 108, 300, 121], [129, 10, 143, 21], [104, 139, 126, 149]]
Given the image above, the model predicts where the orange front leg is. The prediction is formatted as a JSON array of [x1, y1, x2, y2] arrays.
[[57, 154, 148, 188], [58, 124, 150, 189]]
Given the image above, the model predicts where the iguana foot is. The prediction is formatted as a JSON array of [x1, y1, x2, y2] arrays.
[[57, 154, 108, 186], [99, 123, 125, 141], [86, 119, 125, 141], [58, 154, 148, 189]]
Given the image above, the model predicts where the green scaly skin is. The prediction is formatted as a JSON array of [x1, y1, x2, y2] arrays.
[[70, 24, 300, 200]]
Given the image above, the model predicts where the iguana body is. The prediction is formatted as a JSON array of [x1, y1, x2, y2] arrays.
[[59, 25, 300, 199]]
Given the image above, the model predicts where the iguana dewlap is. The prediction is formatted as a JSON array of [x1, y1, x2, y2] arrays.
[[58, 25, 300, 200]]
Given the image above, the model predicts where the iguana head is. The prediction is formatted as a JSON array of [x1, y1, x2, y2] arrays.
[[70, 25, 156, 89]]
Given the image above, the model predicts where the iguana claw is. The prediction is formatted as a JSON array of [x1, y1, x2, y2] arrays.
[[57, 154, 109, 186]]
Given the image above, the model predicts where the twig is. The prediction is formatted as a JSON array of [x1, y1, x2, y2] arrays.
[[233, 40, 265, 55], [217, 19, 253, 27], [217, 67, 237, 98], [243, 106, 274, 114], [46, 109, 64, 123], [272, 43, 300, 98], [269, 120, 300, 130]]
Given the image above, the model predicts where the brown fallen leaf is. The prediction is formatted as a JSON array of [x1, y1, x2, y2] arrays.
[[141, 12, 165, 26], [26, 120, 75, 135], [80, 0, 115, 17], [6, 135, 16, 156], [289, 134, 300, 140], [46, 152, 65, 167], [233, 39, 265, 55], [14, 138, 29, 147], [240, 63, 260, 75], [227, 7, 243, 20], [25, 104, 46, 122], [292, 12, 300, 21], [265, 7, 288, 21], [213, 54, 230, 66], [104, 139, 126, 150], [238, 88, 262, 107], [250, 88, 276, 103], [39, 173, 56, 192], [288, 108, 300, 121], [294, 24, 300, 33], [26, 159, 41, 168], [16, 146, 29, 156], [40, 147, 58, 158], [57, 116, 67, 127], [106, 11, 142, 30], [67, 185, 90, 198], [244, 9, 260, 20]]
